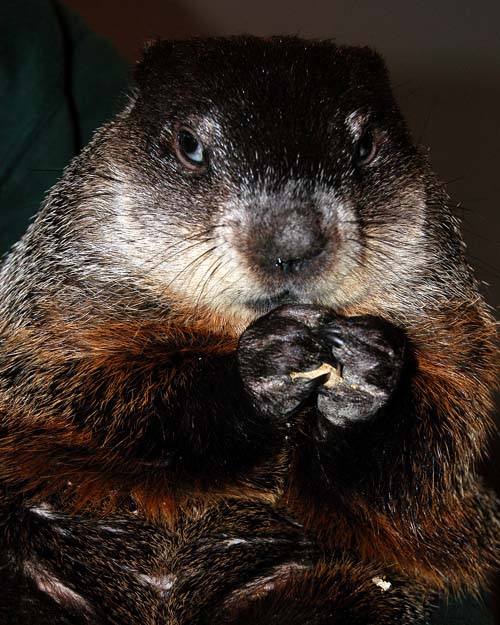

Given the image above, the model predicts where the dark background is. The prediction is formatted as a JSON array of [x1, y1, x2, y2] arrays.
[[62, 1, 500, 614]]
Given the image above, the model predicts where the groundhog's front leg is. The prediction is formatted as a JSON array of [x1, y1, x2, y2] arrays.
[[0, 310, 334, 514], [276, 305, 499, 594], [241, 306, 411, 498]]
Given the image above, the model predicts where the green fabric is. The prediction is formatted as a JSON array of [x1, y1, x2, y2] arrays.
[[0, 2, 495, 623], [0, 0, 129, 254]]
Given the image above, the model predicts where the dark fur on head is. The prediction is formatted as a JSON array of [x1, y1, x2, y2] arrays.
[[0, 36, 498, 622]]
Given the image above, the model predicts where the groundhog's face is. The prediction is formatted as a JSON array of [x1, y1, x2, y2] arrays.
[[101, 37, 450, 326]]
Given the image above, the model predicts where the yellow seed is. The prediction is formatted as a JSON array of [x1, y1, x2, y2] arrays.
[[289, 362, 341, 388]]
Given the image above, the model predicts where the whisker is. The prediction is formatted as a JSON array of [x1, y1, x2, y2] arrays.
[[194, 256, 225, 312], [159, 246, 218, 300], [139, 235, 215, 278]]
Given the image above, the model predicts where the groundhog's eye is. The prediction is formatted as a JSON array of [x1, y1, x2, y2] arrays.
[[354, 127, 379, 166], [175, 128, 206, 169]]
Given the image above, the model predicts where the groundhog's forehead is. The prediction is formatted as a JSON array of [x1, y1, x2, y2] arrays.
[[135, 36, 394, 113]]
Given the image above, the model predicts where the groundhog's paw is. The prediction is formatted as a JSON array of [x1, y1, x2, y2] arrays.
[[237, 305, 335, 420], [314, 316, 406, 432]]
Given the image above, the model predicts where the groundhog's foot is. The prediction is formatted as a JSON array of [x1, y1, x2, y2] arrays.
[[237, 305, 337, 421], [314, 315, 406, 439]]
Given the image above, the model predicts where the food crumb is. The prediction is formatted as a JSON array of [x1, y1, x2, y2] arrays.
[[371, 576, 391, 592]]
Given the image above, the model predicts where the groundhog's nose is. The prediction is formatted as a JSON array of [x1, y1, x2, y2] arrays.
[[258, 215, 326, 276], [273, 246, 325, 275]]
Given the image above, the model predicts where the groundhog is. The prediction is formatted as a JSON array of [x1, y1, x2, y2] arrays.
[[0, 36, 498, 622]]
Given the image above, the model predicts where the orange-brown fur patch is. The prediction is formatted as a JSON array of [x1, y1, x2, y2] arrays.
[[0, 310, 286, 521]]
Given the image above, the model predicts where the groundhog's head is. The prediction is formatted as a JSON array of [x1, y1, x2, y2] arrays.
[[81, 37, 467, 327]]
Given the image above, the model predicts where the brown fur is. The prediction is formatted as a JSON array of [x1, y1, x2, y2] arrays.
[[0, 314, 286, 519]]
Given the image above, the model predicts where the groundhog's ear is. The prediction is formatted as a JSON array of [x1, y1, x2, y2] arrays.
[[339, 45, 390, 82], [135, 39, 211, 93], [134, 40, 175, 92]]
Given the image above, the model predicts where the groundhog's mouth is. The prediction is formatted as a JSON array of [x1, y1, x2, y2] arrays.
[[245, 289, 305, 313]]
